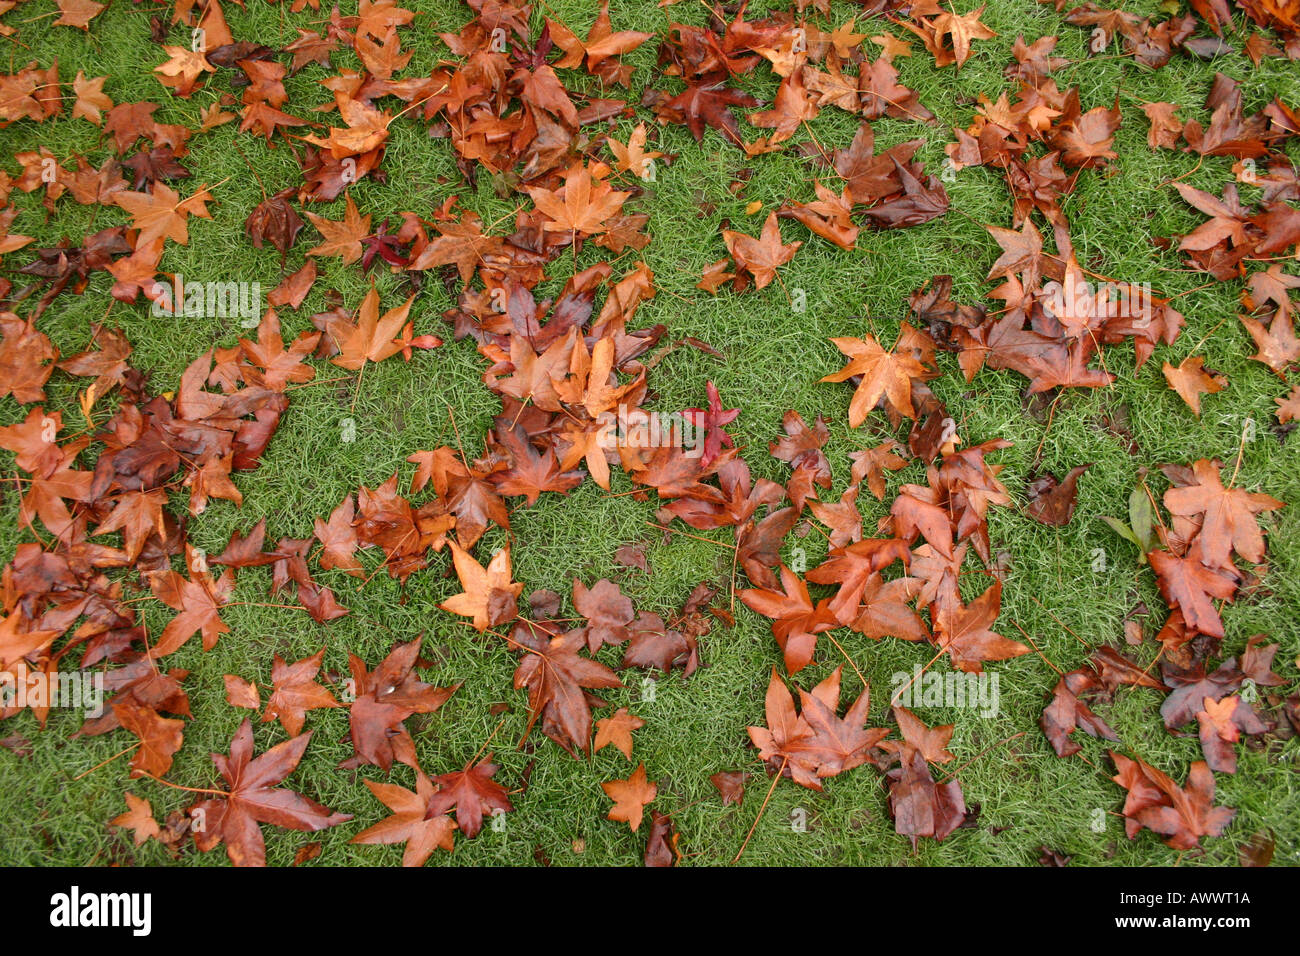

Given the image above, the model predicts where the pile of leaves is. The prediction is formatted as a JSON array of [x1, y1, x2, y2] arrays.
[[0, 0, 1296, 866]]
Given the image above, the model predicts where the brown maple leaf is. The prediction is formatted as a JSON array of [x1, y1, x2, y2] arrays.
[[193, 719, 351, 867], [821, 327, 934, 426], [1147, 546, 1238, 638], [739, 563, 838, 675], [305, 192, 371, 265], [601, 763, 657, 831], [1040, 669, 1119, 757], [114, 697, 185, 779], [527, 165, 631, 239], [748, 667, 885, 791], [262, 648, 340, 737], [722, 212, 802, 290], [343, 638, 459, 772], [110, 792, 161, 846], [1163, 459, 1284, 569], [511, 623, 622, 754], [933, 583, 1029, 673], [329, 284, 415, 371], [594, 707, 644, 759], [351, 770, 457, 866], [148, 562, 236, 657], [426, 758, 513, 838], [1162, 356, 1227, 416], [439, 541, 523, 633], [1111, 754, 1234, 851], [113, 181, 213, 246]]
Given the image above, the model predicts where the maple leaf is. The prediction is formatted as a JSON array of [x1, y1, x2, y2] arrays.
[[594, 707, 644, 759], [113, 181, 213, 246], [268, 261, 318, 310], [351, 770, 457, 866], [681, 381, 740, 468], [985, 218, 1044, 289], [193, 719, 351, 867], [1160, 658, 1244, 730], [511, 624, 622, 754], [916, 4, 997, 68], [114, 697, 185, 779], [849, 443, 908, 502], [1142, 101, 1183, 149], [148, 562, 236, 657], [1025, 463, 1093, 526], [573, 577, 634, 651], [748, 667, 885, 790], [303, 95, 390, 158], [57, 325, 132, 407], [739, 563, 838, 675], [886, 706, 957, 765], [490, 423, 585, 505], [849, 572, 928, 641], [807, 537, 912, 624], [54, 0, 105, 30], [657, 82, 761, 146], [0, 207, 33, 260], [313, 495, 363, 577], [343, 638, 459, 772], [797, 668, 888, 778], [711, 771, 746, 806], [1040, 669, 1119, 757], [1196, 694, 1270, 773], [426, 758, 513, 838], [1163, 459, 1284, 568], [602, 763, 657, 831], [330, 284, 415, 371], [933, 583, 1029, 673], [225, 675, 260, 710], [92, 488, 167, 563], [238, 310, 320, 393], [0, 315, 57, 404], [886, 746, 967, 848], [110, 792, 161, 846], [526, 166, 630, 238], [826, 335, 925, 429], [606, 122, 664, 177], [245, 187, 304, 257], [261, 648, 340, 736], [1048, 96, 1122, 168], [549, 2, 652, 77], [1147, 547, 1238, 638], [439, 541, 523, 633], [408, 208, 503, 283], [1239, 308, 1300, 375], [749, 71, 820, 143], [154, 46, 214, 97], [1110, 754, 1235, 851], [722, 212, 802, 290], [1162, 356, 1227, 416], [1276, 385, 1300, 424], [305, 193, 371, 265]]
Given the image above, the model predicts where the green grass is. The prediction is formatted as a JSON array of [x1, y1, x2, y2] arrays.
[[0, 0, 1296, 867]]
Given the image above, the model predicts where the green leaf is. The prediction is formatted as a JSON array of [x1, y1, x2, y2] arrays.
[[1129, 486, 1155, 553], [1100, 516, 1140, 548]]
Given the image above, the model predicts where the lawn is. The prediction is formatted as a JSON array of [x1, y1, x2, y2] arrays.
[[0, 0, 1296, 867]]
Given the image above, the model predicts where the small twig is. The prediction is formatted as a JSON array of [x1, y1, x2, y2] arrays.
[[73, 742, 141, 780], [732, 756, 786, 864]]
